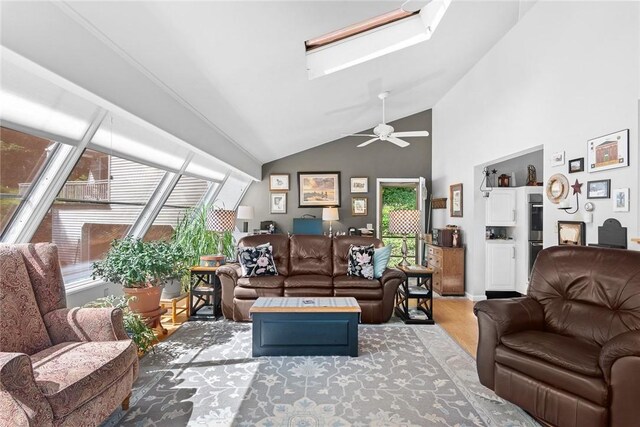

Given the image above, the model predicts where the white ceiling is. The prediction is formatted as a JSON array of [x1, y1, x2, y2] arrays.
[[2, 1, 527, 166]]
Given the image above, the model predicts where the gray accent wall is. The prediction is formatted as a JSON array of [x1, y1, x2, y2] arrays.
[[240, 110, 432, 235]]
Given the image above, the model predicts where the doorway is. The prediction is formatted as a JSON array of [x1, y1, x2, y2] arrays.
[[376, 178, 427, 265]]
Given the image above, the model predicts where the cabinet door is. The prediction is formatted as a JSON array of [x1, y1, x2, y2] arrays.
[[485, 243, 516, 291], [486, 191, 517, 226]]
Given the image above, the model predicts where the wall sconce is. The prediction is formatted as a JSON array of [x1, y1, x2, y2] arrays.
[[559, 180, 582, 215], [479, 167, 495, 198]]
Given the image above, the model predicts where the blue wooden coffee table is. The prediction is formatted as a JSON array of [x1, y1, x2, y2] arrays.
[[250, 297, 361, 357]]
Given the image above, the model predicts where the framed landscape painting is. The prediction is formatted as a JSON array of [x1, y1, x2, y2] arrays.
[[298, 172, 341, 207]]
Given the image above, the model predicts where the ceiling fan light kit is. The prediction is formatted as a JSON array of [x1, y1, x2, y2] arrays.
[[347, 91, 429, 148]]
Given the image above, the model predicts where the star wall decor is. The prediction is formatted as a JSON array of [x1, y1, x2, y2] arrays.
[[571, 179, 583, 195]]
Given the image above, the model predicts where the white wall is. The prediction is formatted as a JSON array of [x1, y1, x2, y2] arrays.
[[432, 1, 639, 299]]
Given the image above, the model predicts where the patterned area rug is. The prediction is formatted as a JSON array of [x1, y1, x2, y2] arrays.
[[103, 321, 538, 426]]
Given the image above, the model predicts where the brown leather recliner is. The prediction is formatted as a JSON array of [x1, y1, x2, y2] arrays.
[[474, 246, 640, 427], [216, 234, 405, 323]]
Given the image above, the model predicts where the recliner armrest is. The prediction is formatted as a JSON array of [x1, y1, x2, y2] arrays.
[[44, 307, 129, 344], [380, 267, 406, 285], [216, 264, 241, 284], [599, 330, 640, 383], [0, 352, 53, 425], [474, 297, 545, 338]]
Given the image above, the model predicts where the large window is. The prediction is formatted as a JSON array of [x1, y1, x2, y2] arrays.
[[0, 127, 56, 234], [30, 148, 166, 282], [145, 175, 212, 241]]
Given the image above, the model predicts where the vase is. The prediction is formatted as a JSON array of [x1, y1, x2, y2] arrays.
[[123, 285, 163, 315], [161, 278, 182, 299]]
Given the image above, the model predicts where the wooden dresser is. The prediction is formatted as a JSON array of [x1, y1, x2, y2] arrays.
[[425, 244, 465, 296]]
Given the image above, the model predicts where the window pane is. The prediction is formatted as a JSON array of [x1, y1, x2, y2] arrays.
[[30, 148, 165, 283], [145, 175, 212, 241], [0, 126, 56, 234]]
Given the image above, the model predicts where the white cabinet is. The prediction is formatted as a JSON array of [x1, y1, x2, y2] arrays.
[[486, 189, 517, 226], [485, 241, 517, 291]]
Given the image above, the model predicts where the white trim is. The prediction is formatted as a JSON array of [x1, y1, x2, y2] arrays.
[[465, 292, 487, 302], [64, 277, 106, 295]]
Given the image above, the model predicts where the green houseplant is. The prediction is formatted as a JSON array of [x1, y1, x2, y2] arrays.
[[85, 295, 157, 355], [92, 236, 181, 314]]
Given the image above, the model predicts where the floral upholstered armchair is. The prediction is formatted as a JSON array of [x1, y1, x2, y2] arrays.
[[0, 244, 139, 427]]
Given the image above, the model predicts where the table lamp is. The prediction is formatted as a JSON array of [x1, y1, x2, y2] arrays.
[[322, 207, 339, 237], [236, 205, 254, 233], [206, 208, 237, 265], [388, 209, 421, 267]]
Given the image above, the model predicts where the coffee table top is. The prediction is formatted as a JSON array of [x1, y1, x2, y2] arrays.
[[250, 297, 361, 313]]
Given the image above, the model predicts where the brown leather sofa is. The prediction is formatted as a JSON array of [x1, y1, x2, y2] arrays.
[[216, 234, 405, 324], [474, 246, 640, 427]]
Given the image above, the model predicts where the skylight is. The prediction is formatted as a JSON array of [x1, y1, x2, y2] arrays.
[[305, 0, 451, 79]]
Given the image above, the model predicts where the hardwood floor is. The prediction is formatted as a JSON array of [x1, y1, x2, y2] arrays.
[[153, 296, 480, 359]]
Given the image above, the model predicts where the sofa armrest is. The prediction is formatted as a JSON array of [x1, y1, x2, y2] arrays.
[[474, 297, 545, 337], [44, 307, 129, 344], [0, 352, 53, 426], [474, 297, 544, 390], [378, 268, 406, 323], [216, 264, 243, 320], [599, 330, 640, 383], [380, 267, 406, 285]]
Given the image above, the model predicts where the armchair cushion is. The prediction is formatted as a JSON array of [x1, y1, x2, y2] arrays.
[[501, 331, 602, 377], [599, 330, 640, 382], [31, 340, 137, 419], [0, 246, 52, 355], [43, 307, 129, 344], [474, 297, 544, 338]]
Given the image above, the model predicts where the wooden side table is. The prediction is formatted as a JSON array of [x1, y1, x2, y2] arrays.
[[160, 292, 189, 325], [394, 265, 435, 324], [189, 266, 222, 321]]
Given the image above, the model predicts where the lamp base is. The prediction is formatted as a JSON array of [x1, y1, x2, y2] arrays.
[[400, 235, 412, 267]]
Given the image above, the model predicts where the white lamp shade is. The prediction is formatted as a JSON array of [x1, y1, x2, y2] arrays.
[[322, 207, 339, 221], [206, 209, 237, 232], [236, 205, 254, 220], [388, 209, 421, 234]]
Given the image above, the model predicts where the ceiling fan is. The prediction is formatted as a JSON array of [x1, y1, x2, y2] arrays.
[[344, 91, 430, 148]]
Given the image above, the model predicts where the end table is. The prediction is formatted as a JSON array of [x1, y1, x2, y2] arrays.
[[189, 266, 223, 321], [395, 264, 435, 324]]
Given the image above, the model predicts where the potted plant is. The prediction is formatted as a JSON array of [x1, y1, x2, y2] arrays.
[[157, 243, 188, 299], [85, 295, 157, 355], [92, 236, 174, 315]]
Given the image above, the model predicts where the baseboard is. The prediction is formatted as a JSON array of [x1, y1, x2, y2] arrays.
[[465, 292, 487, 302]]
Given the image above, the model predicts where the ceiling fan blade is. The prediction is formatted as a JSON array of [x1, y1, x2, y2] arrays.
[[342, 133, 376, 137], [391, 131, 430, 137], [388, 136, 410, 148], [357, 137, 379, 148]]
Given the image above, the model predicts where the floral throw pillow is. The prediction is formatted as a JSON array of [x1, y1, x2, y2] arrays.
[[347, 244, 375, 280], [237, 244, 278, 277]]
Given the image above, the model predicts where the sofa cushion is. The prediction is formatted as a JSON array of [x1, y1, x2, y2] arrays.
[[31, 340, 137, 418], [332, 236, 384, 277], [237, 244, 278, 277], [347, 244, 375, 280], [0, 245, 52, 355], [333, 275, 381, 289], [284, 288, 333, 297], [289, 235, 332, 276], [496, 345, 608, 406], [238, 234, 290, 276], [334, 287, 383, 300], [237, 276, 284, 289], [501, 331, 602, 377], [234, 286, 283, 299], [284, 275, 332, 288]]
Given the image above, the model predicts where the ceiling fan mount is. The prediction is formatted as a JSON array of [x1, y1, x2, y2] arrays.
[[343, 91, 429, 148]]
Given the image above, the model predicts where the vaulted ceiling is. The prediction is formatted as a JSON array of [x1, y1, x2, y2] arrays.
[[1, 1, 530, 170]]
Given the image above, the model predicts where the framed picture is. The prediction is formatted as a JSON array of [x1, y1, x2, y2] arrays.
[[612, 188, 630, 212], [568, 157, 584, 173], [270, 192, 287, 214], [587, 129, 629, 173], [586, 179, 610, 199], [298, 172, 341, 207], [450, 183, 463, 217], [551, 151, 565, 167], [269, 173, 289, 191], [350, 177, 368, 193], [351, 197, 368, 216], [557, 221, 586, 246]]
